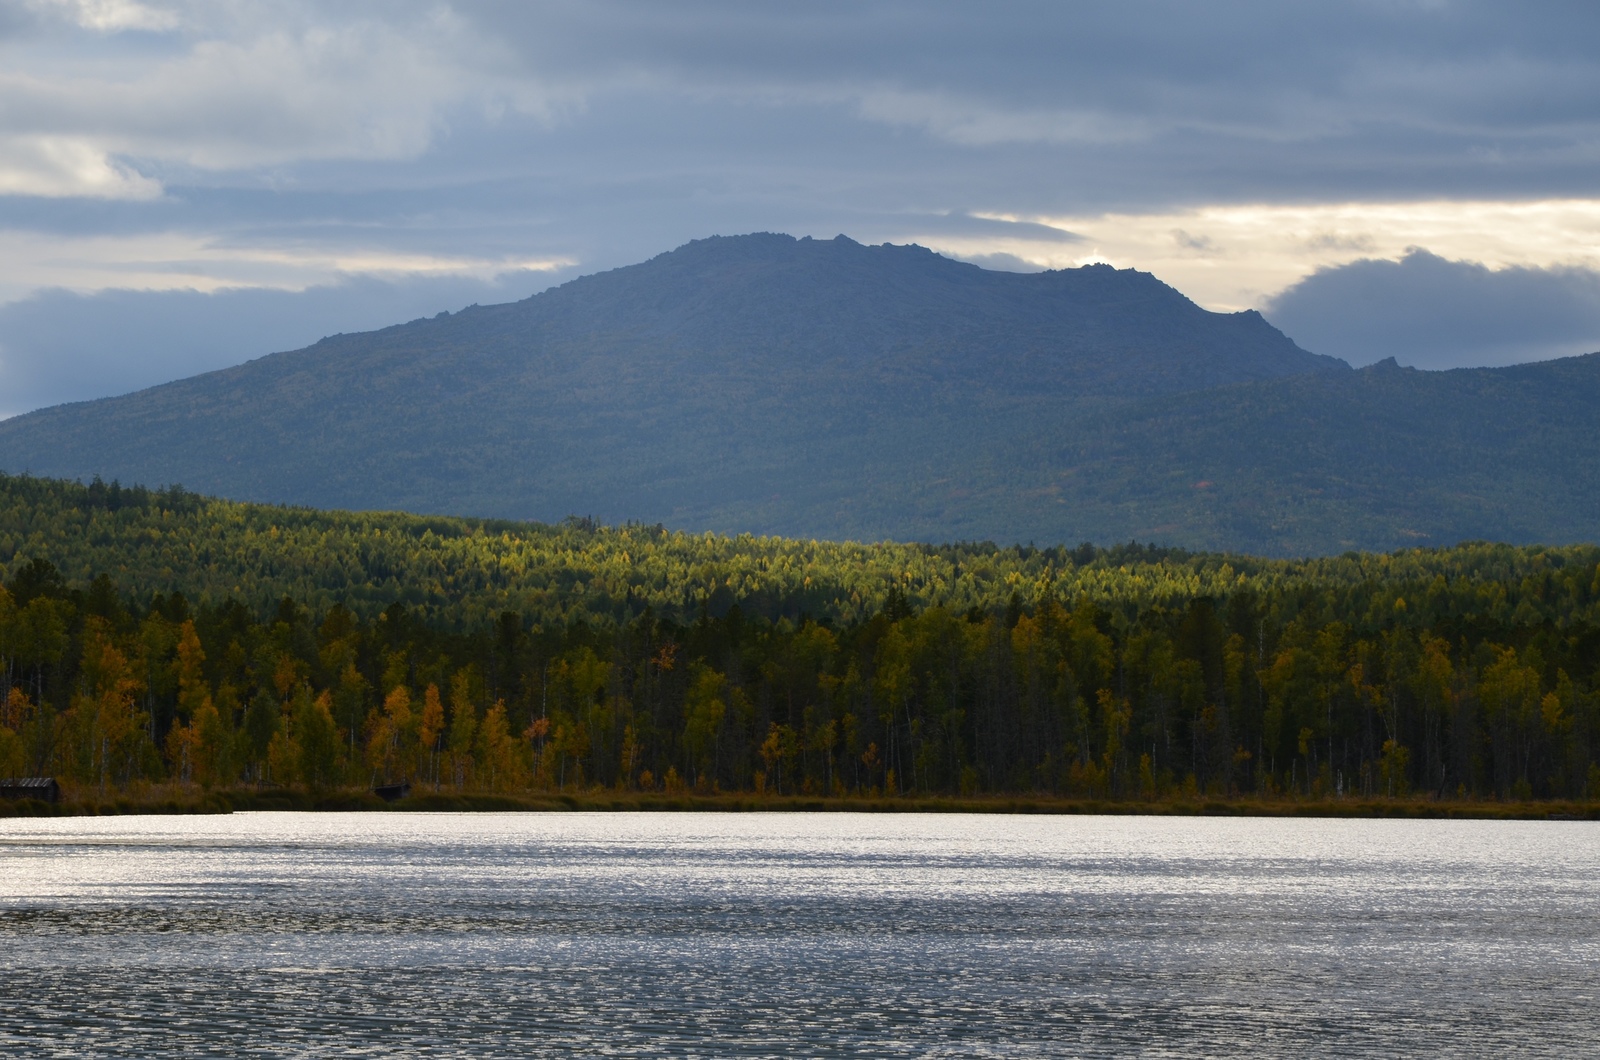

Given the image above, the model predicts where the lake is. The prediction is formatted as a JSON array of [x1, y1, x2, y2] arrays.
[[1, 811, 1596, 1056]]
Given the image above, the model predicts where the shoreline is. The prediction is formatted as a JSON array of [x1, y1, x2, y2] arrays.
[[3, 789, 1598, 821]]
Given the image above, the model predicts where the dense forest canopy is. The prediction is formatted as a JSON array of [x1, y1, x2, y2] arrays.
[[3, 472, 1600, 802]]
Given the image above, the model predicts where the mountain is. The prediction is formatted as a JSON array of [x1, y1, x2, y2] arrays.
[[0, 232, 1595, 555]]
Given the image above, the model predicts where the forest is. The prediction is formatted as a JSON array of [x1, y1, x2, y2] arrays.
[[3, 471, 1600, 805]]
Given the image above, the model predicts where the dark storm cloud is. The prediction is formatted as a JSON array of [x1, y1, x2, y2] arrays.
[[439, 0, 1600, 207], [1264, 250, 1600, 369], [6, 1, 1598, 224]]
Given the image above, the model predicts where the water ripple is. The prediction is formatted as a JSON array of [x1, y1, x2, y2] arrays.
[[1, 811, 1596, 1056]]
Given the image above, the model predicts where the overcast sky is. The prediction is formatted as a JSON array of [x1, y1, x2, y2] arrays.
[[2, 0, 1599, 415]]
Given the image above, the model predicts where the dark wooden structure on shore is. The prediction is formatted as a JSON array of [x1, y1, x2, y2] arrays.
[[1, 777, 61, 803], [373, 781, 411, 802]]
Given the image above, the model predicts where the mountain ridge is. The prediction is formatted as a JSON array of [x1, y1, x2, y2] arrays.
[[0, 232, 1595, 555]]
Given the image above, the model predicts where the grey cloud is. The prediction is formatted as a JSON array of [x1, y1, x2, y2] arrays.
[[3, 2, 1598, 213], [1263, 250, 1600, 369], [909, 214, 1081, 242], [467, 2, 1600, 147], [949, 252, 1049, 274], [502, 1, 1600, 209], [0, 2, 37, 36], [0, 270, 568, 418]]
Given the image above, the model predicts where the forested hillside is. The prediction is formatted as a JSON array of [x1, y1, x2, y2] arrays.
[[3, 474, 1599, 803], [1028, 353, 1600, 551]]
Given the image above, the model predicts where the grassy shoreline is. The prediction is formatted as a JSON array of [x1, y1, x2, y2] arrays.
[[3, 789, 1598, 821]]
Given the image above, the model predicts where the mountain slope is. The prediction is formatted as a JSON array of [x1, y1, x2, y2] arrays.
[[0, 235, 1329, 526], [1014, 355, 1600, 554], [0, 232, 1595, 554]]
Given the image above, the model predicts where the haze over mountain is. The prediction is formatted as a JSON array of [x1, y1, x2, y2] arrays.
[[0, 233, 1596, 556]]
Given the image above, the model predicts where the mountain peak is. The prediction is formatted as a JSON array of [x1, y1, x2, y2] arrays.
[[7, 231, 1522, 555]]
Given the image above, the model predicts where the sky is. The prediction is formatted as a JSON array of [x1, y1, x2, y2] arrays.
[[2, 0, 1599, 416]]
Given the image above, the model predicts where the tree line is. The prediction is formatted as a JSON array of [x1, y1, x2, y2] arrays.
[[4, 543, 1600, 801]]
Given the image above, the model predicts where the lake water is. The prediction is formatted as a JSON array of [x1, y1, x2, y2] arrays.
[[1, 811, 1597, 1057]]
